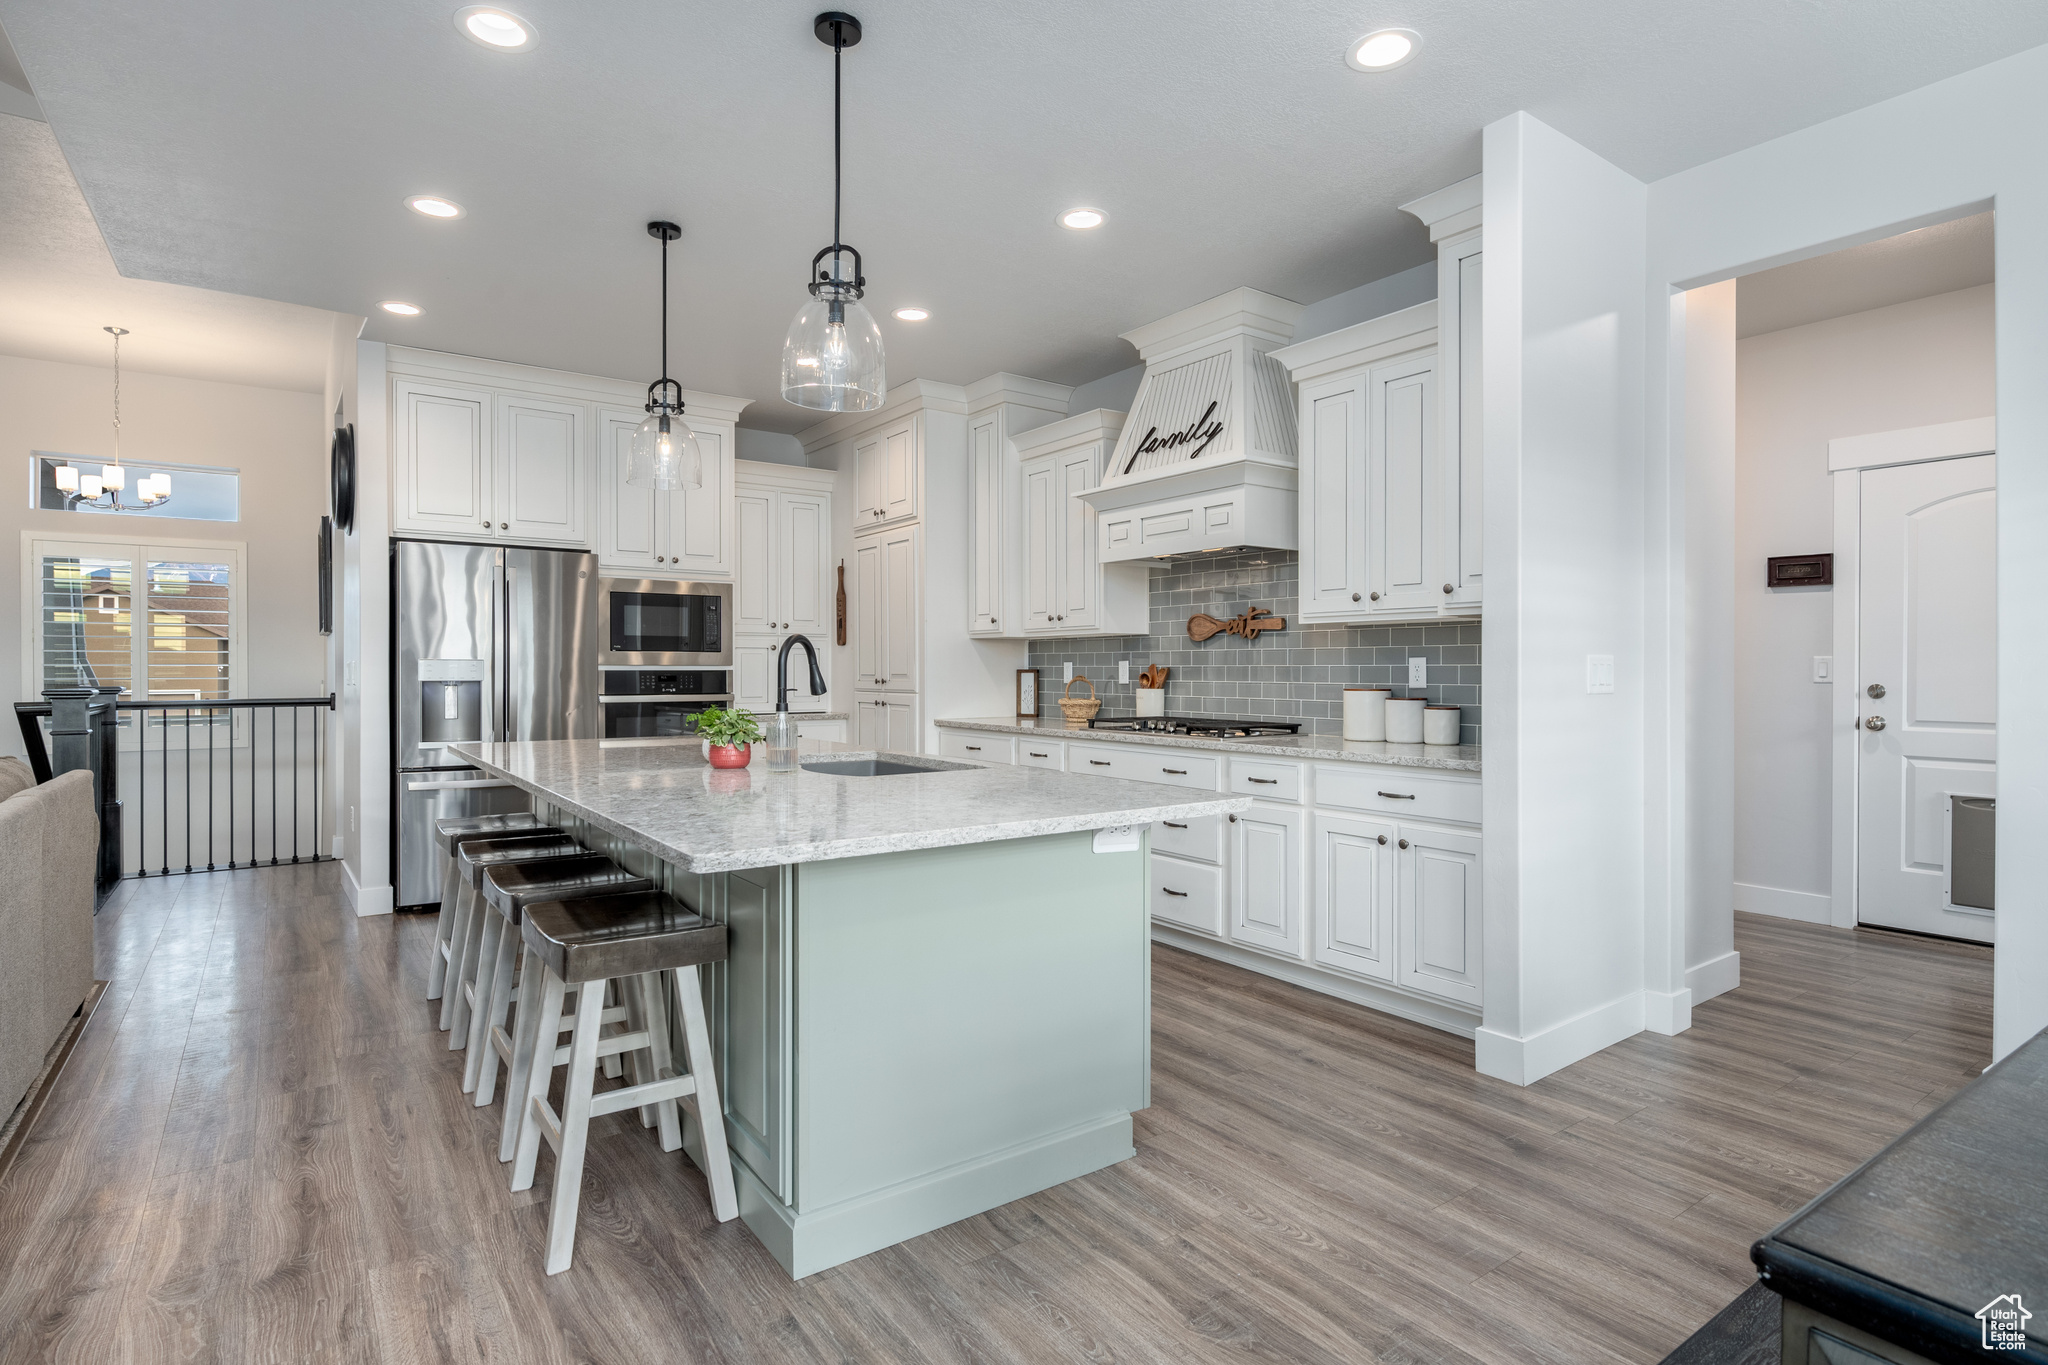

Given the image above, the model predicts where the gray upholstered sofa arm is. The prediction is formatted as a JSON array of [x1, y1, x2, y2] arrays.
[[0, 768, 97, 1119]]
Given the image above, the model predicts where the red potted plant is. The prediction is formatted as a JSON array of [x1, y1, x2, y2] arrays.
[[695, 705, 764, 769]]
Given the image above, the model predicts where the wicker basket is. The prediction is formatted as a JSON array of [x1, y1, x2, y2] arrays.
[[1057, 676, 1101, 726]]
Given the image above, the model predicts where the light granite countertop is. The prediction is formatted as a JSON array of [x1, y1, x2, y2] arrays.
[[935, 717, 1482, 773], [450, 737, 1252, 874]]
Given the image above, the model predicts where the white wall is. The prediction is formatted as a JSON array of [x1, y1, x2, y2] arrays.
[[2, 351, 327, 729], [1645, 42, 2048, 1061], [1733, 285, 1996, 920], [1476, 112, 1650, 1085]]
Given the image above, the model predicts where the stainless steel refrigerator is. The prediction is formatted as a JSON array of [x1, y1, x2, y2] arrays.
[[392, 540, 600, 908]]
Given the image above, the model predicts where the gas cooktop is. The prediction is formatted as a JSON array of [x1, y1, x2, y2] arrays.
[[1087, 715, 1302, 738]]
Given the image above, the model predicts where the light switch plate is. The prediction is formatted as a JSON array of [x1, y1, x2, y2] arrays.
[[1586, 655, 1615, 694], [1064, 661, 1075, 683], [1118, 660, 1129, 684], [1407, 657, 1428, 687], [1813, 655, 1833, 683]]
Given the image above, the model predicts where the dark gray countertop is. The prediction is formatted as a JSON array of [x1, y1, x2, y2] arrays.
[[1754, 1027, 2048, 1363]]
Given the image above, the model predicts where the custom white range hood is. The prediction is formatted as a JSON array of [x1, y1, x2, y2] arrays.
[[1076, 286, 1304, 561]]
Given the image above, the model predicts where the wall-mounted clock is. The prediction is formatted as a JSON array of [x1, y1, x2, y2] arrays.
[[330, 423, 356, 533]]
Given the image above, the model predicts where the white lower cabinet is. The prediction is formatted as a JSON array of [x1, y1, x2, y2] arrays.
[[1015, 739, 1065, 770], [1151, 854, 1225, 936], [855, 693, 919, 751], [795, 718, 847, 744], [1396, 824, 1482, 1007], [1230, 803, 1305, 959], [938, 731, 1014, 763], [1312, 813, 1397, 982]]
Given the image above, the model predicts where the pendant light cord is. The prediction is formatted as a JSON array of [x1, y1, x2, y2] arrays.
[[660, 229, 669, 384], [833, 20, 842, 255], [111, 328, 122, 467]]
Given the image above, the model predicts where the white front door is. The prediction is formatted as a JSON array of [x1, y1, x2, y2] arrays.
[[1856, 454, 1996, 942]]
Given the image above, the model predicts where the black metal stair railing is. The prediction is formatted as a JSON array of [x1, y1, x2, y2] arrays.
[[16, 693, 336, 879]]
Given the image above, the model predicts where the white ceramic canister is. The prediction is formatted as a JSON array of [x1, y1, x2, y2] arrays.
[[1384, 697, 1425, 744], [1423, 705, 1461, 746], [1135, 688, 1166, 717], [1342, 687, 1391, 741]]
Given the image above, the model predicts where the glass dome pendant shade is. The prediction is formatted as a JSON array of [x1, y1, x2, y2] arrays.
[[628, 220, 703, 491], [629, 382, 703, 492], [781, 12, 885, 412]]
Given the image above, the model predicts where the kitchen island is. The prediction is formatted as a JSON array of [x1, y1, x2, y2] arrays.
[[451, 736, 1249, 1277]]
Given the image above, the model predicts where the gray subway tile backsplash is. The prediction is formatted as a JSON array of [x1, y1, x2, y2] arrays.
[[1024, 550, 1482, 746]]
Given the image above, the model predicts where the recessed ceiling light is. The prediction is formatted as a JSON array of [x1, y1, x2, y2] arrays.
[[1058, 207, 1106, 231], [379, 300, 422, 316], [456, 6, 536, 51], [1346, 28, 1419, 72], [892, 307, 930, 322], [405, 195, 465, 219]]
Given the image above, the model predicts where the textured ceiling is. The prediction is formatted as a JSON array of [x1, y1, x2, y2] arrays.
[[1737, 211, 1995, 338], [0, 113, 345, 393], [3, 2, 2045, 429]]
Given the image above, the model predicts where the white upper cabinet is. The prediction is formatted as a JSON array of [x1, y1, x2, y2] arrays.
[[732, 471, 833, 639], [733, 489, 774, 634], [596, 409, 734, 578], [1442, 232, 1484, 610], [851, 535, 882, 686], [969, 415, 1004, 633], [1013, 412, 1148, 638], [1368, 355, 1437, 615], [1298, 374, 1366, 614], [498, 395, 586, 545], [879, 525, 919, 691], [853, 414, 919, 530], [963, 386, 1071, 637], [394, 379, 492, 536]]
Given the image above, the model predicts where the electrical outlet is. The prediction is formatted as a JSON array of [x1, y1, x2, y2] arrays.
[[1407, 657, 1428, 688], [1813, 655, 1833, 683], [1118, 660, 1130, 685], [1586, 655, 1615, 694], [1064, 661, 1074, 684]]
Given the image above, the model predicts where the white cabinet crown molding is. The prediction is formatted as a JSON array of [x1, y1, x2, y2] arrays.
[[1399, 174, 1483, 242], [1010, 407, 1128, 460], [735, 458, 836, 493], [385, 345, 750, 424], [1118, 286, 1304, 364], [795, 378, 970, 456], [1271, 300, 1439, 382], [964, 372, 1074, 416]]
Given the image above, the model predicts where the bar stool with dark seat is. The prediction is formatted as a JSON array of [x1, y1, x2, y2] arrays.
[[469, 853, 654, 1131], [510, 889, 738, 1274], [429, 812, 547, 1004], [444, 829, 584, 1052]]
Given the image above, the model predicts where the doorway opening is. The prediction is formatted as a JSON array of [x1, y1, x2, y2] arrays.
[[1726, 212, 1996, 946]]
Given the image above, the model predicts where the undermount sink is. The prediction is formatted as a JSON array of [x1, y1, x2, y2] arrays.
[[800, 756, 972, 777]]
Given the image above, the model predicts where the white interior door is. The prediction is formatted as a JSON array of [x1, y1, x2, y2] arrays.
[[1856, 454, 1996, 942]]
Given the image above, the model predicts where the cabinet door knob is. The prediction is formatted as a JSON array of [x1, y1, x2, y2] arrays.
[[1376, 834, 1387, 844], [1369, 591, 1380, 601], [1352, 592, 1361, 602], [483, 520, 491, 528], [500, 522, 508, 530], [1398, 838, 1410, 849], [1228, 814, 1237, 823], [1864, 715, 1887, 731], [1443, 583, 1454, 594]]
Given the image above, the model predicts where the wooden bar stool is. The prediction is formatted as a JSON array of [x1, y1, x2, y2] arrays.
[[445, 830, 583, 1051], [510, 889, 738, 1274], [471, 853, 654, 1127], [429, 812, 546, 1003]]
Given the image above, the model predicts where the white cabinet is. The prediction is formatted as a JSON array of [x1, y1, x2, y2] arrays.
[[1312, 814, 1397, 982], [734, 490, 774, 634], [1152, 855, 1226, 937], [853, 415, 919, 529], [393, 379, 492, 537], [969, 415, 1005, 633], [938, 731, 1014, 763], [853, 693, 918, 751], [796, 718, 847, 744], [596, 408, 732, 578], [850, 526, 918, 694], [1230, 803, 1305, 959], [734, 481, 831, 636], [1396, 825, 1482, 1007], [1014, 413, 1148, 637], [497, 395, 586, 545], [1273, 196, 1482, 625]]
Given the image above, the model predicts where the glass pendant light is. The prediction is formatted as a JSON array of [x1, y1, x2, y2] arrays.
[[781, 12, 886, 412], [628, 220, 704, 492]]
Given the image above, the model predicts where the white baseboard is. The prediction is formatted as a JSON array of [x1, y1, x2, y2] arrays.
[[1686, 949, 1741, 1003], [341, 859, 394, 917], [1643, 988, 1693, 1036], [1150, 927, 1480, 1039], [1474, 991, 1646, 1087], [1734, 881, 1831, 924]]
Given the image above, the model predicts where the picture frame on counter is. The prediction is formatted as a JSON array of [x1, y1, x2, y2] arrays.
[[1015, 668, 1040, 719]]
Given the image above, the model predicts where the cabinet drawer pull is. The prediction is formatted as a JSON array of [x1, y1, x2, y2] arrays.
[[1088, 759, 1111, 766], [964, 745, 981, 751], [1161, 767, 1187, 775], [1398, 838, 1410, 849], [1246, 777, 1277, 785], [1377, 791, 1416, 800], [1161, 888, 1188, 897], [1163, 821, 1187, 830], [1028, 751, 1048, 758]]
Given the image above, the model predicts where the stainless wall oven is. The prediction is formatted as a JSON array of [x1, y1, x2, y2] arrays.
[[598, 577, 732, 666], [599, 668, 729, 739]]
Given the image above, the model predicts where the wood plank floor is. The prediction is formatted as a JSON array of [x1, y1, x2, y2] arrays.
[[0, 867, 1991, 1364]]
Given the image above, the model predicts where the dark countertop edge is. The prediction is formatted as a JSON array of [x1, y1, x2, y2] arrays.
[[452, 743, 1254, 875], [933, 717, 1483, 772], [1751, 1240, 2048, 1364]]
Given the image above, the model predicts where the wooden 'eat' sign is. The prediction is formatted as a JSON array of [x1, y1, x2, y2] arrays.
[[1187, 607, 1286, 643]]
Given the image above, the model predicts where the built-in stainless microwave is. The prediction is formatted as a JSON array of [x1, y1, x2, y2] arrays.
[[598, 578, 732, 667]]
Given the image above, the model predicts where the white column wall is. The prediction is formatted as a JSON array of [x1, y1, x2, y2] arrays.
[[1476, 112, 1651, 1085], [1644, 43, 2048, 1062]]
